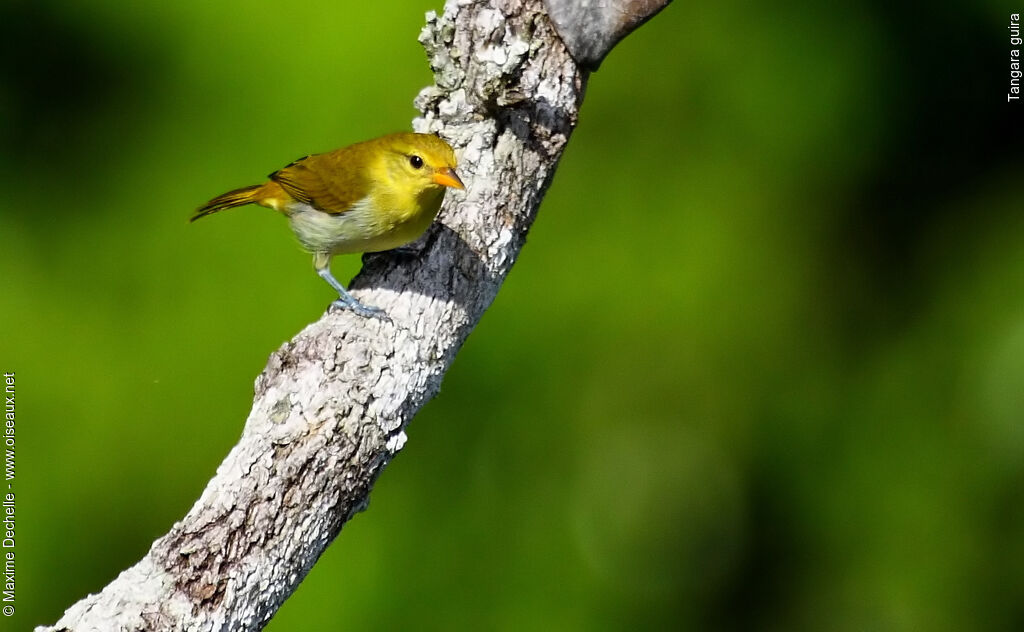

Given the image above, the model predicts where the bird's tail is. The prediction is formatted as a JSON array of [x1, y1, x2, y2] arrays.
[[191, 183, 271, 222]]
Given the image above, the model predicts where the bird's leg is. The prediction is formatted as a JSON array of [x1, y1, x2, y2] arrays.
[[314, 253, 389, 320]]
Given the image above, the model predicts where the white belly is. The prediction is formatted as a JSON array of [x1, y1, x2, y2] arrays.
[[286, 198, 434, 255]]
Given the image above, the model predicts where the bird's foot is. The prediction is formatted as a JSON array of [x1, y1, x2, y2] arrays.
[[329, 297, 391, 321]]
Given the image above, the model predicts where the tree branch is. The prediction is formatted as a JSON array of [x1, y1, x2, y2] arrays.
[[40, 0, 665, 629], [543, 0, 673, 70]]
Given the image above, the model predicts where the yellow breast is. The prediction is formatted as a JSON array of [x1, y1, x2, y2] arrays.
[[286, 188, 443, 256]]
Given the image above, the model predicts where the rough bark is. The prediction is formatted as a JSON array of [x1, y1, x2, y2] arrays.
[[39, 0, 663, 630]]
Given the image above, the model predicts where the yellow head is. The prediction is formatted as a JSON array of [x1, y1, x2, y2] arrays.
[[371, 132, 464, 201]]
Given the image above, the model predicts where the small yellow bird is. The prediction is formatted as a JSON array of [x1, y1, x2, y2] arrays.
[[192, 132, 464, 317]]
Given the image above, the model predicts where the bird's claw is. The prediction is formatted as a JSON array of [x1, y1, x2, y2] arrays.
[[329, 298, 391, 321]]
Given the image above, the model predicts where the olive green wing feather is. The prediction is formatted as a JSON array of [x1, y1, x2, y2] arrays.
[[269, 149, 370, 215]]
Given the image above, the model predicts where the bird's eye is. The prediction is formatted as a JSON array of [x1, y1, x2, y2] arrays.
[[409, 155, 424, 169]]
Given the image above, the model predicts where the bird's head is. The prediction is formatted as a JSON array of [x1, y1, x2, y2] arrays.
[[376, 132, 464, 202]]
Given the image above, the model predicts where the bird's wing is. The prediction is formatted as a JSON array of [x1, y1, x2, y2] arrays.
[[269, 150, 369, 215]]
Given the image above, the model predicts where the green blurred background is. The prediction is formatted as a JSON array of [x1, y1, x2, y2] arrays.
[[2, 0, 1023, 629]]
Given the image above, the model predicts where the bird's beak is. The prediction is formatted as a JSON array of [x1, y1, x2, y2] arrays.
[[433, 167, 465, 190]]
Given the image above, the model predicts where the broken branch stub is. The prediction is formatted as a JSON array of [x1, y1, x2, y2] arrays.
[[542, 0, 673, 70]]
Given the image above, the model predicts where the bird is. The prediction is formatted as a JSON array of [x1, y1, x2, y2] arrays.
[[192, 132, 464, 318]]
